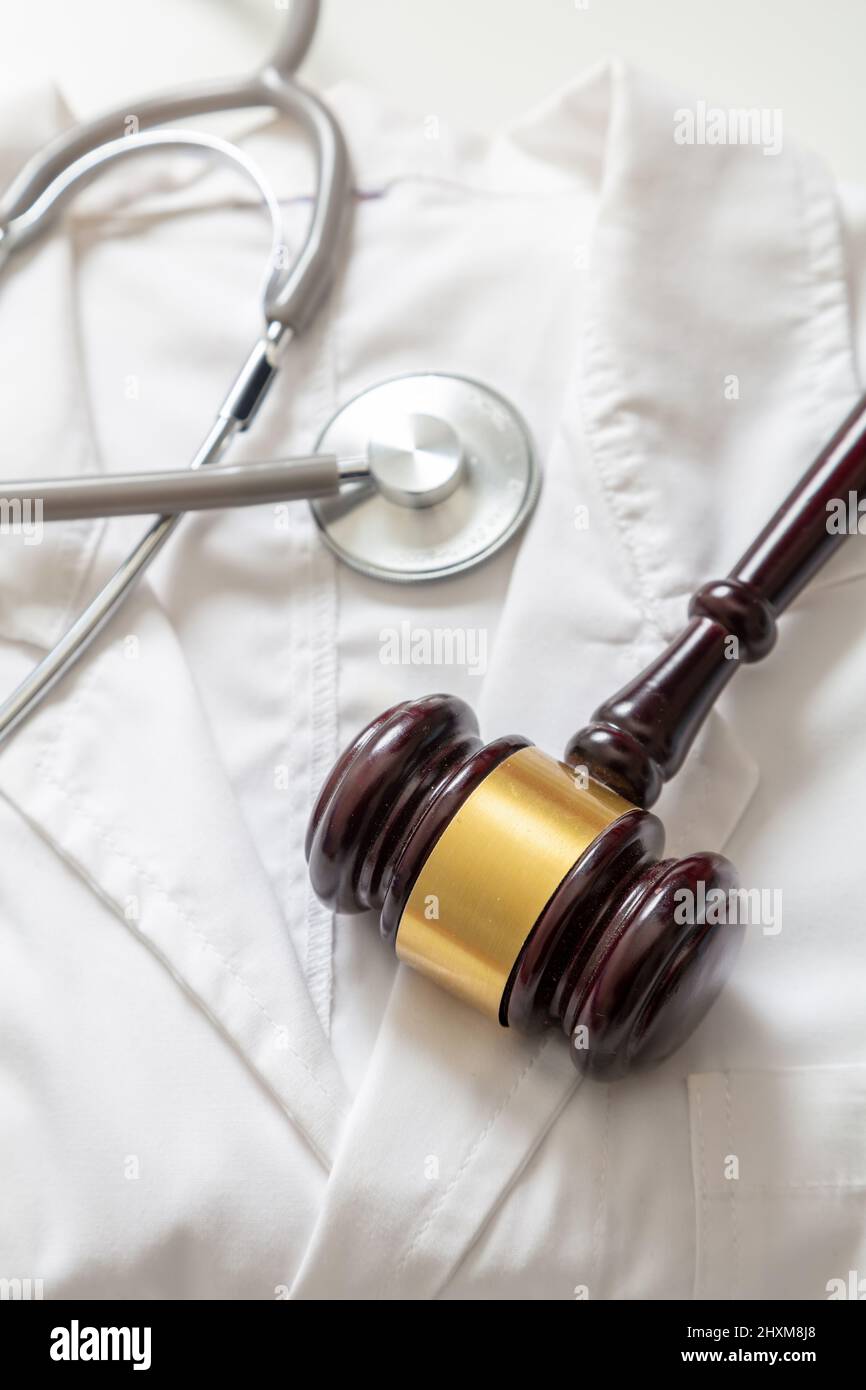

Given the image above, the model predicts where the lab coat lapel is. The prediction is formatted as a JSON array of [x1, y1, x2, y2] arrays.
[[482, 60, 860, 856], [0, 85, 105, 652], [0, 85, 350, 1169], [0, 583, 350, 1169], [291, 987, 580, 1299], [293, 63, 860, 1296]]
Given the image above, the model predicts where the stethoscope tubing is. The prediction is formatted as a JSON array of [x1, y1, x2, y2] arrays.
[[0, 455, 346, 521], [0, 1, 350, 746]]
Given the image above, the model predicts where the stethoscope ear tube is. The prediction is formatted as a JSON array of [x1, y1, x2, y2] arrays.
[[267, 0, 321, 80], [0, 12, 349, 338]]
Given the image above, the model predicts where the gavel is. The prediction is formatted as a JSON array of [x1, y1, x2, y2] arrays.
[[308, 395, 866, 1079]]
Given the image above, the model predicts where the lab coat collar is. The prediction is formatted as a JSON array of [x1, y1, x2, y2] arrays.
[[293, 61, 860, 1296], [481, 59, 861, 853]]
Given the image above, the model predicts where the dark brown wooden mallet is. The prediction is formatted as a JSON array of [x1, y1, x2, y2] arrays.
[[308, 395, 866, 1079]]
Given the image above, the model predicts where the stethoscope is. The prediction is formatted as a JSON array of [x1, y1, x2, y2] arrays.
[[0, 0, 538, 744]]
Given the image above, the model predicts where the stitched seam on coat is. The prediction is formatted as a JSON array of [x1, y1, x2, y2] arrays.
[[393, 1039, 549, 1283], [795, 151, 862, 430], [305, 561, 337, 1033], [693, 1082, 707, 1301], [578, 328, 668, 648], [32, 694, 343, 1152], [704, 1182, 866, 1195], [724, 1071, 740, 1300], [575, 67, 670, 653], [302, 301, 340, 1036], [431, 1072, 583, 1300], [586, 1078, 614, 1295], [589, 1083, 611, 1298], [789, 147, 862, 597]]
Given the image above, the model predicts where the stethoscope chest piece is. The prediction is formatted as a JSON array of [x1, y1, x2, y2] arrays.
[[311, 373, 538, 581]]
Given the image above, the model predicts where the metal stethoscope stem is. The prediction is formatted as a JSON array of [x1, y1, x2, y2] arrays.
[[1, 453, 369, 522]]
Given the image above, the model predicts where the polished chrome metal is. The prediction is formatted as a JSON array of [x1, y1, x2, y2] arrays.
[[368, 413, 464, 509], [337, 456, 372, 482], [311, 373, 538, 582], [220, 336, 280, 429]]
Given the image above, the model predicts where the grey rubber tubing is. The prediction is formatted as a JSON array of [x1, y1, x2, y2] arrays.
[[0, 0, 348, 334], [0, 456, 341, 521], [0, 0, 351, 743]]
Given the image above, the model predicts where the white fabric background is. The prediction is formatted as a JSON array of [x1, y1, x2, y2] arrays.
[[2, 3, 866, 1303], [2, 0, 866, 183]]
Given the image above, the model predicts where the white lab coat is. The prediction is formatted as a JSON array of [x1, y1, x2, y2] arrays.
[[1, 62, 866, 1301]]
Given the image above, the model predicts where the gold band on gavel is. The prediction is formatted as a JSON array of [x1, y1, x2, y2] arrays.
[[395, 746, 634, 1021]]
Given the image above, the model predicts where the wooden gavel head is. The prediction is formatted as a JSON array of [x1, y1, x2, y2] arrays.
[[307, 382, 866, 1079], [307, 692, 741, 1080]]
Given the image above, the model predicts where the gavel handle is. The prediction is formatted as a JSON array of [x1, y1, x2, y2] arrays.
[[566, 394, 866, 807]]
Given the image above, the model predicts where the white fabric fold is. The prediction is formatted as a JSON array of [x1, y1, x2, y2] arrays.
[[0, 589, 350, 1169], [2, 51, 865, 1299]]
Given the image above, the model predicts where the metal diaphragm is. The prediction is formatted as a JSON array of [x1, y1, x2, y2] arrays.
[[311, 373, 538, 582]]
